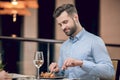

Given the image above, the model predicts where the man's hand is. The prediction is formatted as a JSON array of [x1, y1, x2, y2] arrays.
[[49, 62, 59, 73], [62, 58, 83, 70], [0, 70, 12, 80]]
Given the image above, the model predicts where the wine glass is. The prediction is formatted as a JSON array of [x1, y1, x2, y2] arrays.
[[33, 51, 44, 79]]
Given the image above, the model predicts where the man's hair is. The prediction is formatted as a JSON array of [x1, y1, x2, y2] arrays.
[[53, 4, 78, 18]]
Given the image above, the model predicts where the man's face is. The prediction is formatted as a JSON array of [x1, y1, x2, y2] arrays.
[[56, 11, 77, 36]]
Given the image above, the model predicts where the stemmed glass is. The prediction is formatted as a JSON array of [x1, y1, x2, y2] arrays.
[[33, 51, 44, 79]]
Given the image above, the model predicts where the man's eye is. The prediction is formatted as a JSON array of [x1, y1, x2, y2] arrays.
[[63, 20, 68, 24], [58, 23, 62, 27]]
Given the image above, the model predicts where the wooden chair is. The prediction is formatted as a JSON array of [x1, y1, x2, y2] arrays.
[[112, 59, 120, 80]]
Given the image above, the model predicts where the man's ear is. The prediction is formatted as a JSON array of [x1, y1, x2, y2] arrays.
[[73, 13, 79, 21]]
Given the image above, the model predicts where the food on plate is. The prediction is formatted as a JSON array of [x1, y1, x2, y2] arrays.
[[40, 72, 55, 78]]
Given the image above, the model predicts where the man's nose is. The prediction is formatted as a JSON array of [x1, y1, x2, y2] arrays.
[[61, 25, 66, 30]]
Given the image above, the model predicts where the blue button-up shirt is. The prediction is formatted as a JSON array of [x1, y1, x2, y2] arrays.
[[58, 28, 114, 80]]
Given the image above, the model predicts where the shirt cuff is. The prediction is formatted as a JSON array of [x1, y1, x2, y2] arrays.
[[81, 60, 95, 73]]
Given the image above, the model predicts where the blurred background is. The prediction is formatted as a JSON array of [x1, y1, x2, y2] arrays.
[[0, 0, 120, 78]]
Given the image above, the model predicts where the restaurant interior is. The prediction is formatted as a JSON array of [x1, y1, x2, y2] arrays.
[[0, 0, 120, 80]]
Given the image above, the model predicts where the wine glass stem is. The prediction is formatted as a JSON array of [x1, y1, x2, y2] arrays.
[[37, 68, 40, 79]]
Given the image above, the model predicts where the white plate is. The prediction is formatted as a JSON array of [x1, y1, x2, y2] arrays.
[[9, 73, 35, 79], [40, 76, 66, 79]]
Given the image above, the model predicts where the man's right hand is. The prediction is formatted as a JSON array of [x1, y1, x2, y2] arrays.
[[49, 62, 59, 73]]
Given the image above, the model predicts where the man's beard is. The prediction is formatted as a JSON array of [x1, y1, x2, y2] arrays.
[[64, 20, 77, 36]]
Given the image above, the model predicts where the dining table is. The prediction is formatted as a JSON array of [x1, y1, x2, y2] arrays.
[[9, 73, 76, 80]]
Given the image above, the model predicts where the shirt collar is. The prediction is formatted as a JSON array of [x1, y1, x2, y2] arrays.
[[69, 28, 85, 43]]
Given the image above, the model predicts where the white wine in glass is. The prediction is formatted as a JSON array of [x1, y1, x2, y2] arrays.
[[33, 51, 44, 79]]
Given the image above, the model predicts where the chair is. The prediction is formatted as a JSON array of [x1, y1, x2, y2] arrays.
[[112, 59, 120, 80]]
